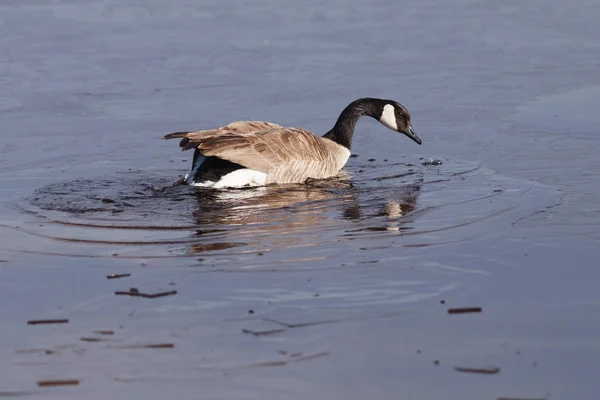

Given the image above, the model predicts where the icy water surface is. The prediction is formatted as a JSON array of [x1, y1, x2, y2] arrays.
[[7, 158, 552, 265], [0, 157, 561, 399], [1, 0, 600, 399]]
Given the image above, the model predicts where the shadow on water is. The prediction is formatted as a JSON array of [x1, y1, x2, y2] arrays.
[[0, 158, 559, 270]]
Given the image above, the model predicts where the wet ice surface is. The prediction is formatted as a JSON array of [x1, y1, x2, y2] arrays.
[[1, 0, 600, 399]]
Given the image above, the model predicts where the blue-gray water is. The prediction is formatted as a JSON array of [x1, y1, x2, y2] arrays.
[[1, 1, 599, 399]]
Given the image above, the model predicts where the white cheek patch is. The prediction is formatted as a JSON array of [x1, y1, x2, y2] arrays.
[[380, 104, 398, 131]]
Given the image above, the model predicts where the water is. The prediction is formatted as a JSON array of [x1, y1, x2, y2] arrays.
[[1, 1, 599, 399]]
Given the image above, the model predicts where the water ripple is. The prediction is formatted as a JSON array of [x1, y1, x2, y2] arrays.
[[0, 158, 558, 270]]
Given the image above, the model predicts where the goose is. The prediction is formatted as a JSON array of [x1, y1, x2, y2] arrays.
[[163, 97, 421, 188]]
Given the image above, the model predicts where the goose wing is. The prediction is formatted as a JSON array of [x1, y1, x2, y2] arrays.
[[165, 121, 348, 176], [164, 121, 283, 145]]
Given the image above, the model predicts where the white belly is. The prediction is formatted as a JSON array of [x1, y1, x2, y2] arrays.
[[191, 168, 267, 189]]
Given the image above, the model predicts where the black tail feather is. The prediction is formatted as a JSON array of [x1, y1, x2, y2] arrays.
[[180, 137, 198, 151]]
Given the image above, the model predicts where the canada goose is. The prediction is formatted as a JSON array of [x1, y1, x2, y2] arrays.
[[163, 97, 421, 188]]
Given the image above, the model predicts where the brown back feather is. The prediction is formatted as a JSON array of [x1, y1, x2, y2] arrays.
[[165, 120, 350, 181]]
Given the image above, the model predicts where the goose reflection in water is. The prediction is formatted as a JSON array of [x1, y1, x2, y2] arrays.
[[190, 174, 355, 225], [185, 176, 422, 255]]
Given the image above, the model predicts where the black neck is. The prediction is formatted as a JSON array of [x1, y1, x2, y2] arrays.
[[322, 98, 382, 150]]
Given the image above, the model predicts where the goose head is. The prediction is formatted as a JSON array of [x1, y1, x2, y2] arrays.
[[376, 100, 421, 145]]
